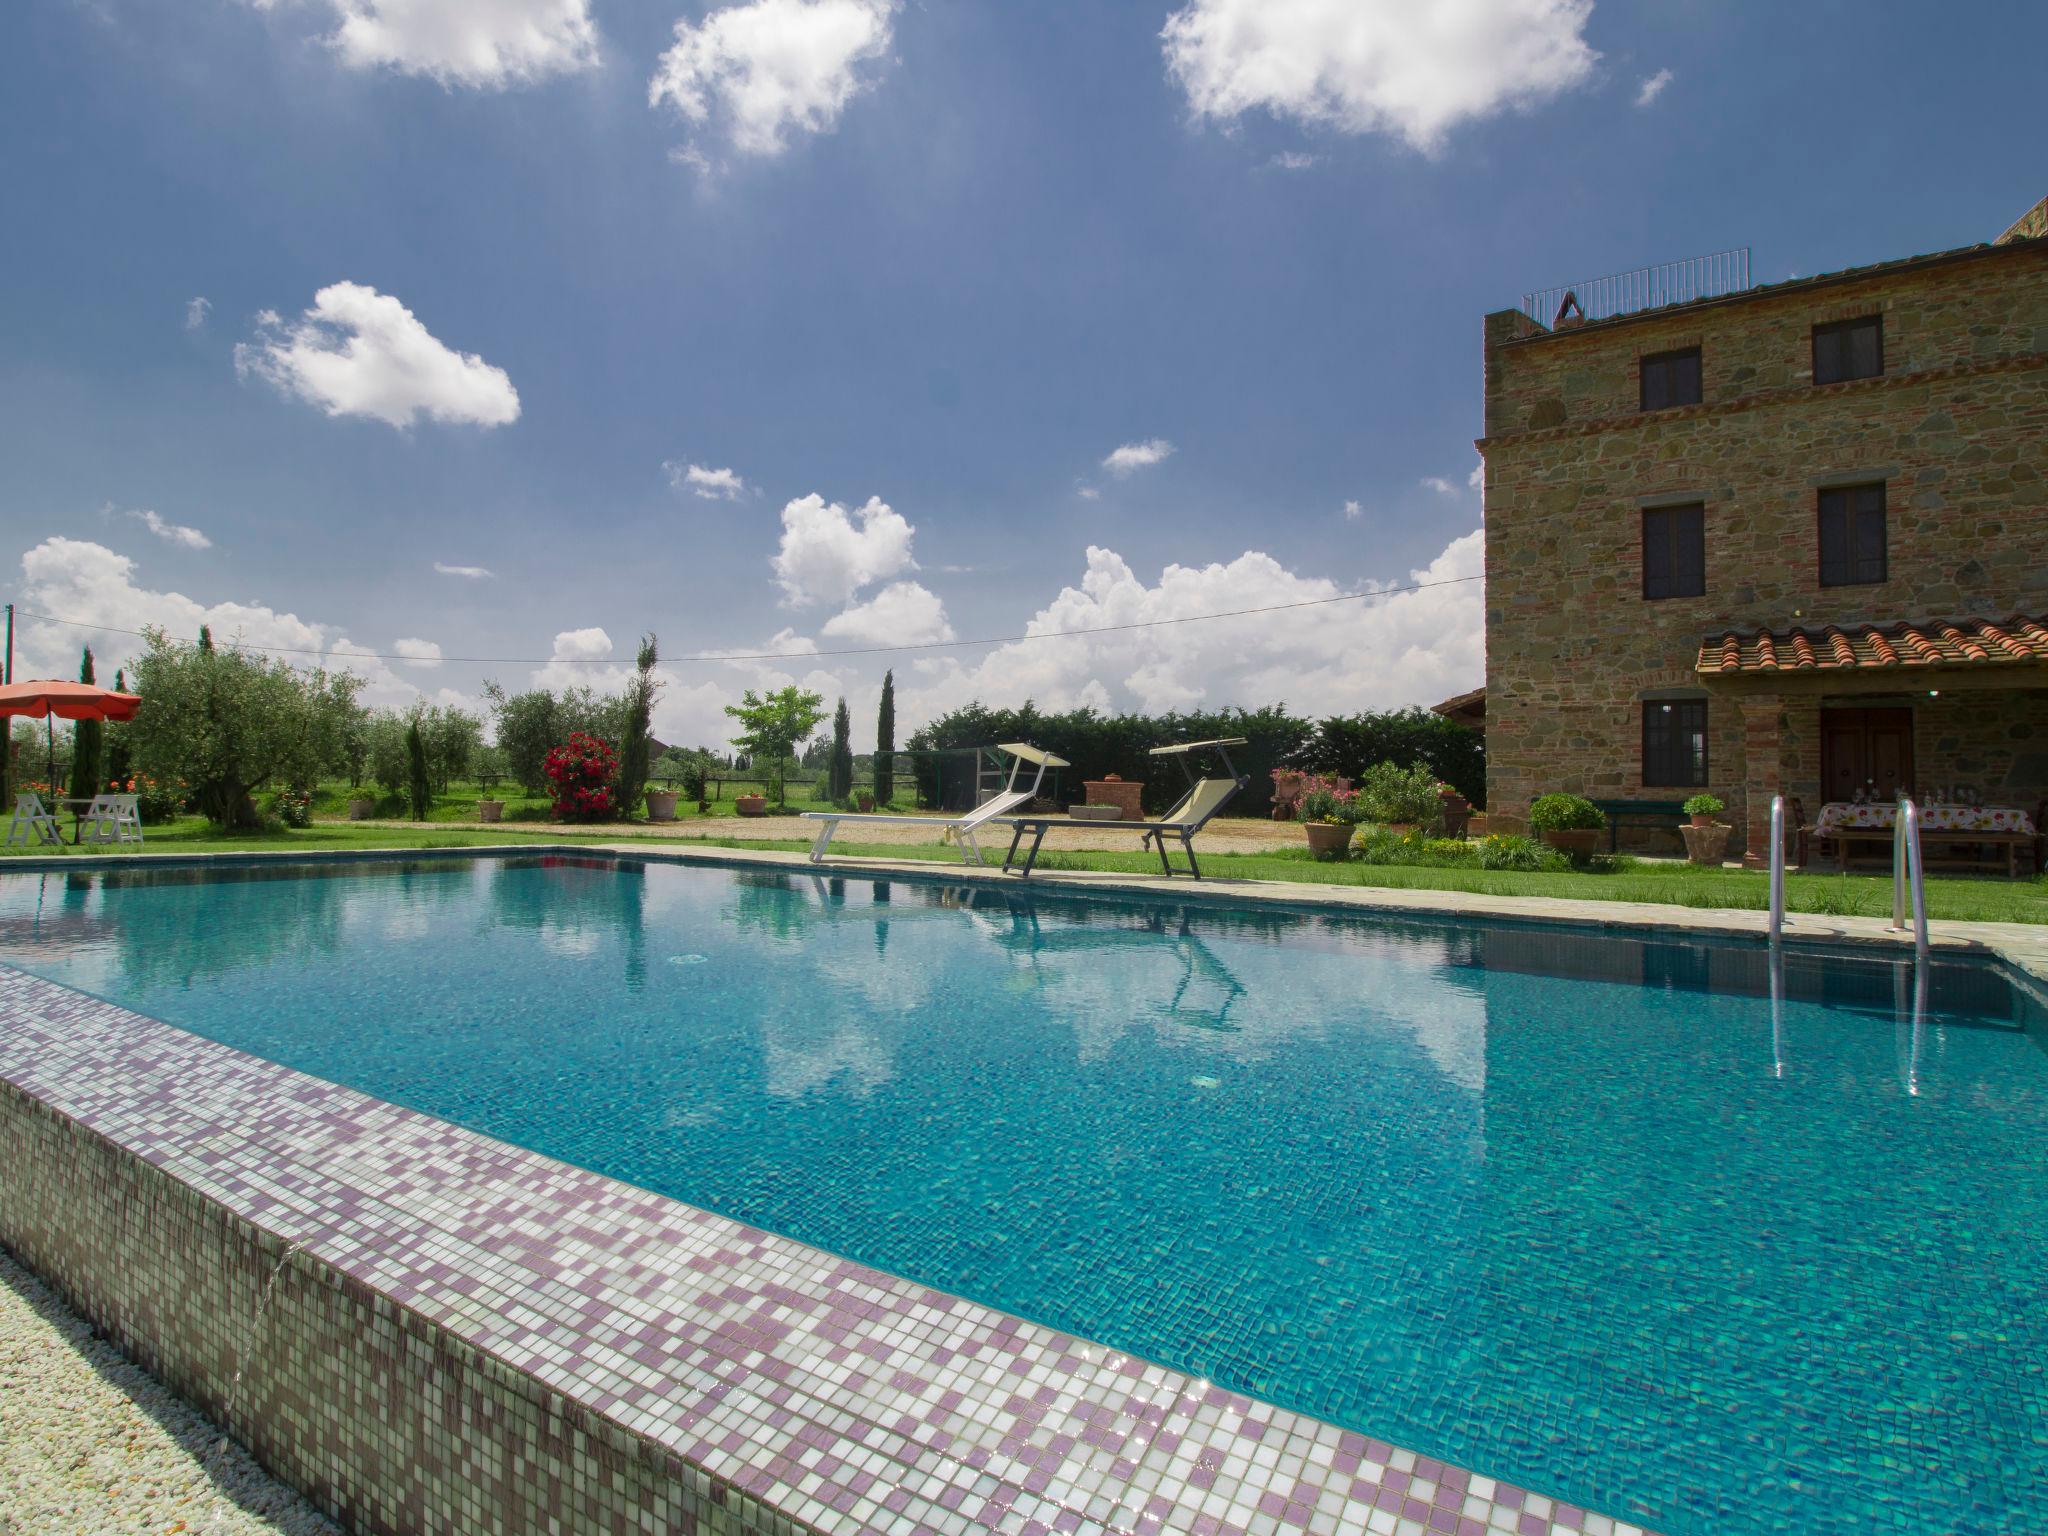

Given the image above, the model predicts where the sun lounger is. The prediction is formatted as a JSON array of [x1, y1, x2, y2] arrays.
[[996, 738, 1251, 879], [4, 792, 64, 848], [804, 744, 1071, 865]]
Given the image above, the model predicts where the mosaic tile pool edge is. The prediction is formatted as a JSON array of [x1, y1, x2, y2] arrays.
[[0, 963, 1659, 1536]]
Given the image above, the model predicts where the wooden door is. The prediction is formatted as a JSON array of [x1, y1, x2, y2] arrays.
[[1819, 708, 1915, 802]]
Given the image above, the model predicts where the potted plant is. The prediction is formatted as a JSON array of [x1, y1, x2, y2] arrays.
[[645, 787, 679, 822], [347, 792, 376, 821], [1298, 785, 1361, 858], [1683, 792, 1724, 828], [856, 792, 875, 812], [476, 797, 505, 823], [735, 794, 767, 817], [1437, 784, 1472, 838], [1528, 793, 1605, 859], [1680, 793, 1730, 865]]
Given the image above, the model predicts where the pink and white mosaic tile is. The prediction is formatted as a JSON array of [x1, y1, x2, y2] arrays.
[[0, 964, 1657, 1536]]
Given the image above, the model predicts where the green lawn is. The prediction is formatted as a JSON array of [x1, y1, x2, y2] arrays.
[[8, 814, 2046, 925]]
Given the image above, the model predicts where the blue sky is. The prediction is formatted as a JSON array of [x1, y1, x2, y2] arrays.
[[4, 0, 2044, 748]]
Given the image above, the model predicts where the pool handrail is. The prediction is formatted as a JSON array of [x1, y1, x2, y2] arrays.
[[1891, 796, 1930, 961], [1768, 794, 1785, 944]]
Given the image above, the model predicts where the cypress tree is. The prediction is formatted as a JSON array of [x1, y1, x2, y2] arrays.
[[873, 670, 895, 806], [617, 634, 660, 818], [827, 697, 853, 801], [70, 647, 102, 802], [197, 624, 213, 653]]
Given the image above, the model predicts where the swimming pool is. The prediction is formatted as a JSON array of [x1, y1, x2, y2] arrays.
[[1, 853, 2041, 1535]]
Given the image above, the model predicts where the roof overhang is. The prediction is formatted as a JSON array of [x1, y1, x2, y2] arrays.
[[1697, 616, 2048, 691]]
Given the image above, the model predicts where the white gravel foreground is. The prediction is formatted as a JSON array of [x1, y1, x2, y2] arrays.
[[0, 1245, 338, 1536]]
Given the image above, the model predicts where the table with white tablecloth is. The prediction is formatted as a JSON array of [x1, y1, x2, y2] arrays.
[[1811, 802, 2037, 874]]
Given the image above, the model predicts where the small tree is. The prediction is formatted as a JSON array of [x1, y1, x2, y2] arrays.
[[616, 634, 662, 818], [724, 686, 827, 808], [105, 667, 133, 785], [365, 712, 411, 795], [826, 698, 854, 801], [484, 683, 564, 794], [419, 704, 483, 793], [128, 630, 361, 830], [69, 647, 102, 803], [873, 669, 895, 806], [405, 715, 432, 821]]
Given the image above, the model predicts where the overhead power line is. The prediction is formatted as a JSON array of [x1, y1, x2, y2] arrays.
[[9, 572, 1483, 667]]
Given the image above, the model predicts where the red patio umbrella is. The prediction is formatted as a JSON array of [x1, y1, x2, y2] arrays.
[[0, 680, 143, 799]]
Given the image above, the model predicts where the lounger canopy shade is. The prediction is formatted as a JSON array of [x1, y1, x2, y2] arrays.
[[996, 743, 1072, 768], [1148, 737, 1247, 755]]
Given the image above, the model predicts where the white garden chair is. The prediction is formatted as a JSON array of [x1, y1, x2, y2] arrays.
[[81, 793, 144, 846], [4, 792, 64, 848]]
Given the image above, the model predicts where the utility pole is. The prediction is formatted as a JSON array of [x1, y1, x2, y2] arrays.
[[4, 602, 11, 684]]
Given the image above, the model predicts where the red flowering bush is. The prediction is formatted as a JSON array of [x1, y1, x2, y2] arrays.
[[542, 732, 620, 822]]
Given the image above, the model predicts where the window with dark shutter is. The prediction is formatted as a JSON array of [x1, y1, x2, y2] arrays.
[[1639, 347, 1702, 411], [1812, 316, 1883, 385], [1643, 700, 1709, 787], [1642, 503, 1705, 599], [1818, 483, 1887, 586]]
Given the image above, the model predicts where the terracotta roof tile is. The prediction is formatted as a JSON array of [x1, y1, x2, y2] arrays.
[[1698, 615, 2048, 676]]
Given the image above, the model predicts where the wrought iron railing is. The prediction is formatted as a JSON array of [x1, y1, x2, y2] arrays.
[[1521, 248, 1751, 328]]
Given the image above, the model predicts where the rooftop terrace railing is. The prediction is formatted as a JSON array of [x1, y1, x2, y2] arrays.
[[1521, 248, 1752, 328]]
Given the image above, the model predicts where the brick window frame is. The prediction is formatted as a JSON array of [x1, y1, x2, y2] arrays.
[[1812, 315, 1883, 385], [1642, 502, 1706, 600], [1643, 699, 1709, 788], [1818, 482, 1887, 587], [1638, 347, 1703, 411]]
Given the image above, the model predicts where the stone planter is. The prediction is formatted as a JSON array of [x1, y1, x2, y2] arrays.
[[735, 795, 768, 818], [857, 794, 874, 812], [645, 789, 678, 822], [1084, 778, 1145, 820], [346, 798, 376, 821], [1539, 827, 1601, 859], [1438, 789, 1472, 838], [1303, 822, 1355, 858], [476, 799, 504, 824], [1681, 822, 1732, 865]]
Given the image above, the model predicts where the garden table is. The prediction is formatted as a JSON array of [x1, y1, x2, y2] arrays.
[[1813, 801, 2037, 875]]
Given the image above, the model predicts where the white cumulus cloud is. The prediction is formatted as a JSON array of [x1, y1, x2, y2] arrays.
[[1161, 0, 1600, 154], [11, 537, 463, 710], [771, 493, 916, 607], [1269, 150, 1320, 171], [127, 509, 212, 550], [820, 580, 954, 647], [903, 532, 1484, 723], [235, 282, 519, 430], [649, 0, 897, 160], [1102, 438, 1175, 477], [433, 561, 494, 578], [184, 297, 211, 331], [1343, 498, 1363, 519], [393, 637, 444, 669], [255, 0, 601, 89], [1635, 67, 1672, 106], [666, 460, 751, 500]]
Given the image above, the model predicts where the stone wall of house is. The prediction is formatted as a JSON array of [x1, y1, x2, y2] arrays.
[[1479, 238, 2048, 849]]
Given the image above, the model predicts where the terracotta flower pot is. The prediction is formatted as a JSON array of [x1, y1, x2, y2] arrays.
[[735, 794, 767, 817], [857, 793, 875, 812], [645, 789, 678, 822], [1303, 822, 1355, 858], [347, 798, 376, 821], [1690, 812, 1714, 828], [1681, 823, 1732, 865], [1540, 827, 1601, 859], [476, 799, 504, 824]]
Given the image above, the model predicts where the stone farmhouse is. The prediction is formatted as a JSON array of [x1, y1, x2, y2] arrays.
[[1475, 193, 2048, 864]]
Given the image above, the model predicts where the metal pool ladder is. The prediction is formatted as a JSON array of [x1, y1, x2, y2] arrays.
[[1768, 795, 1786, 944], [1891, 796, 1931, 961]]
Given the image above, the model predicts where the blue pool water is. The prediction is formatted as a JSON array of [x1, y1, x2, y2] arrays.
[[2, 854, 2044, 1535]]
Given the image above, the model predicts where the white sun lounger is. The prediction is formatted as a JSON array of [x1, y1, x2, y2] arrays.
[[804, 743, 1071, 865], [996, 738, 1251, 879]]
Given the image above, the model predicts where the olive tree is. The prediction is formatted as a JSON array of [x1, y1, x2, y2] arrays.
[[724, 685, 826, 808], [128, 629, 362, 829]]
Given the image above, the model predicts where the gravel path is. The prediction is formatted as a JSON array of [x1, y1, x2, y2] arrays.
[[0, 1245, 336, 1536]]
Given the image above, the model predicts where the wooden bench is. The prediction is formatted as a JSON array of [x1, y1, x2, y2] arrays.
[[1588, 798, 1688, 854]]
